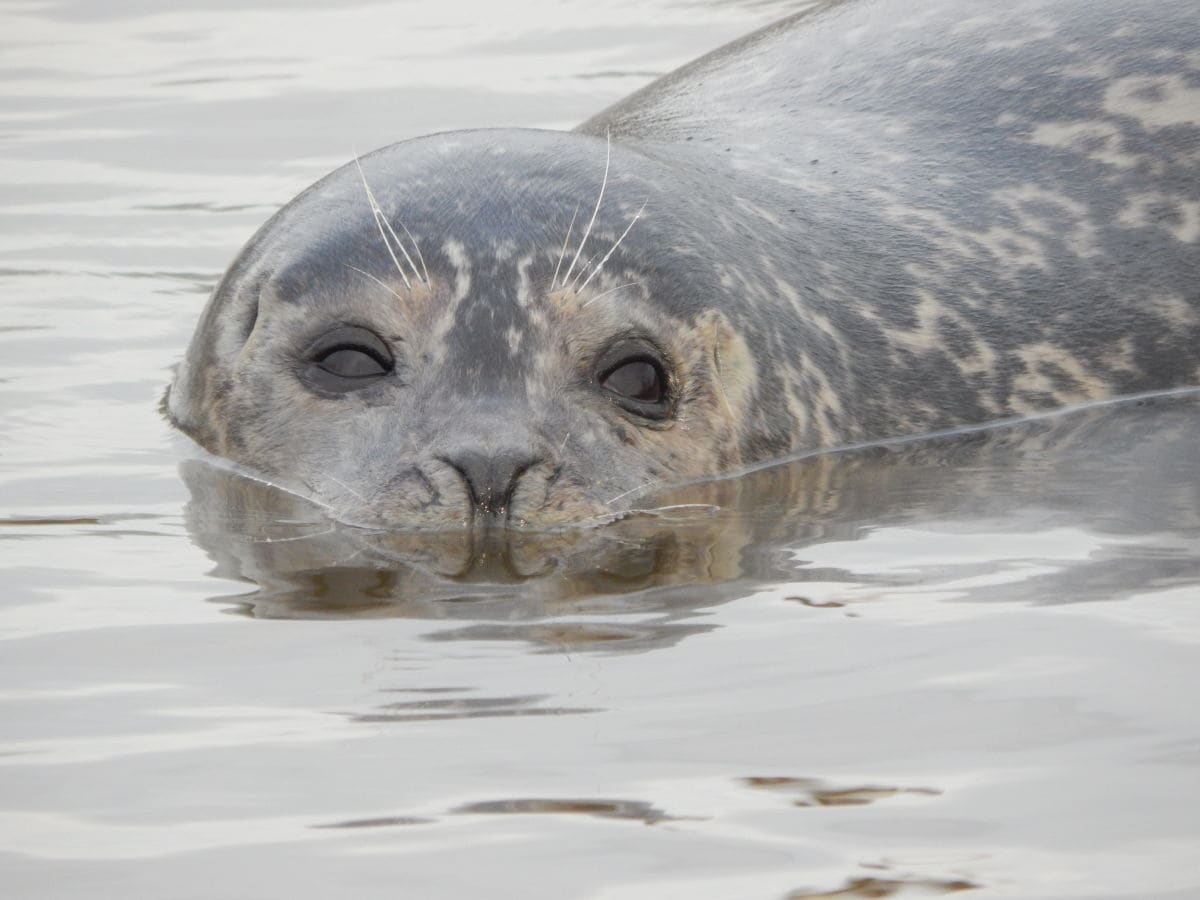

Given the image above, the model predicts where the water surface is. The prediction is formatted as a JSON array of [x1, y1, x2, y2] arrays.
[[2, 1, 1199, 897]]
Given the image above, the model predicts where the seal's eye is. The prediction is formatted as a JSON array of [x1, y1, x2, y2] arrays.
[[316, 347, 388, 378], [596, 342, 673, 421], [302, 325, 394, 394], [601, 359, 664, 403]]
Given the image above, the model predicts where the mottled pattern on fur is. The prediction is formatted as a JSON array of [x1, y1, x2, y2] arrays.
[[170, 0, 1199, 527]]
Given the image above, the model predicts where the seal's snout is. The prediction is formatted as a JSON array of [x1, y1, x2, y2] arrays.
[[438, 447, 542, 521]]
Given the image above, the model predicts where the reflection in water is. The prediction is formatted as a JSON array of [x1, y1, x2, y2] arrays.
[[453, 798, 678, 825], [312, 815, 434, 830], [311, 797, 680, 832], [183, 392, 1200, 650], [786, 876, 978, 898], [742, 776, 940, 808], [348, 692, 602, 724]]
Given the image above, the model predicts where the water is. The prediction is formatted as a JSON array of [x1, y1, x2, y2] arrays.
[[2, 1, 1199, 897]]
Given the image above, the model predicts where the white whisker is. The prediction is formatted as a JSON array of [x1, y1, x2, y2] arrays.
[[344, 264, 404, 301], [552, 203, 580, 289], [580, 280, 641, 309], [560, 129, 611, 288], [557, 431, 571, 453], [328, 545, 368, 568], [371, 210, 413, 289], [575, 201, 647, 293], [353, 156, 418, 289], [604, 478, 657, 506], [570, 251, 598, 289], [324, 473, 372, 506], [262, 473, 337, 514], [395, 216, 430, 285], [250, 526, 338, 545], [373, 210, 423, 288], [634, 503, 721, 516], [569, 509, 635, 528]]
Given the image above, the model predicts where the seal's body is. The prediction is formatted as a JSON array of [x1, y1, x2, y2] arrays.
[[169, 0, 1200, 529]]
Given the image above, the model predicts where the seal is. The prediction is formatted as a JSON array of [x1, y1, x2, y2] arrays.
[[168, 0, 1200, 530], [181, 391, 1200, 619]]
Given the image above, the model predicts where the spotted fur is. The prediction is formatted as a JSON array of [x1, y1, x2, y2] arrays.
[[169, 0, 1199, 528]]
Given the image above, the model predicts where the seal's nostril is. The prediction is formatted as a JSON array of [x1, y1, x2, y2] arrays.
[[438, 449, 541, 519]]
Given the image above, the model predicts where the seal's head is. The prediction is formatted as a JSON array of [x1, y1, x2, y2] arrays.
[[168, 129, 769, 529]]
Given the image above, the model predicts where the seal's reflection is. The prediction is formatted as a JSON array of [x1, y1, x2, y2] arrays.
[[175, 460, 777, 638], [182, 393, 1200, 651]]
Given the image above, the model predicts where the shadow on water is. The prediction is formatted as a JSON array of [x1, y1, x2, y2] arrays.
[[182, 392, 1200, 650]]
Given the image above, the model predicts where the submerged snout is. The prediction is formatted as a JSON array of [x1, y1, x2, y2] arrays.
[[438, 447, 543, 521]]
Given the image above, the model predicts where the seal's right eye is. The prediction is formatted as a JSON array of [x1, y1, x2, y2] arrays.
[[302, 325, 394, 394], [594, 339, 674, 421]]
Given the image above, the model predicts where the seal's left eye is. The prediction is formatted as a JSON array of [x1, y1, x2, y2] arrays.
[[316, 347, 388, 378], [302, 325, 394, 394], [601, 360, 664, 403], [596, 346, 672, 421]]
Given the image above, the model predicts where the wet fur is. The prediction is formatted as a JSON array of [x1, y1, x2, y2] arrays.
[[169, 0, 1200, 528]]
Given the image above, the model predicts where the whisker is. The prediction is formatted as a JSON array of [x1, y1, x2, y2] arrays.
[[557, 431, 571, 453], [237, 471, 337, 515], [580, 280, 641, 309], [574, 201, 647, 293], [552, 203, 581, 289], [560, 129, 611, 288], [570, 251, 598, 288], [395, 216, 430, 285], [323, 473, 372, 506], [344, 264, 404, 301], [250, 526, 338, 545], [570, 509, 635, 528], [604, 478, 658, 506], [373, 210, 424, 288], [353, 156, 418, 289], [327, 545, 368, 568], [632, 503, 721, 516]]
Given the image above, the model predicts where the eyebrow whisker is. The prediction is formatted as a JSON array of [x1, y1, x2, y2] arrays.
[[395, 216, 430, 285], [574, 201, 647, 293], [354, 156, 420, 289], [553, 203, 581, 289], [560, 128, 611, 289], [580, 280, 641, 309], [344, 264, 404, 301]]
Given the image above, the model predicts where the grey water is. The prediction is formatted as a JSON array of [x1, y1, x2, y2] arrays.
[[2, 1, 1199, 898]]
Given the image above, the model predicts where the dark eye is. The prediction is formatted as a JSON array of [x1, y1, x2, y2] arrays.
[[316, 347, 388, 378], [601, 359, 664, 403], [302, 325, 394, 394], [596, 344, 673, 421]]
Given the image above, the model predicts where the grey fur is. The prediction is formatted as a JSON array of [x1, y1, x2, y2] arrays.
[[169, 0, 1200, 529]]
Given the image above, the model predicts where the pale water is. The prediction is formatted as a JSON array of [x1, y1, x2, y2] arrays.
[[2, 1, 1199, 898]]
